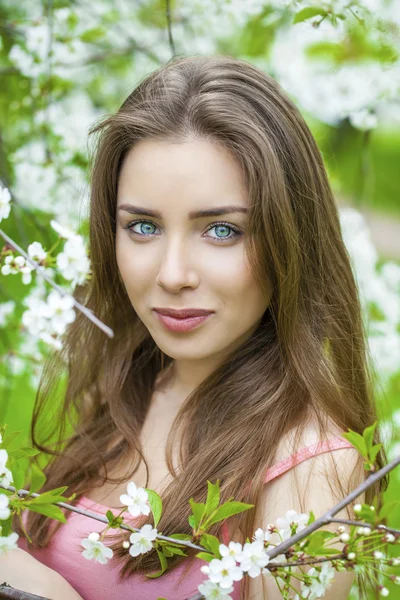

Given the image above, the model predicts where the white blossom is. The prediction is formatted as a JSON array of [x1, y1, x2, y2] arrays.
[[41, 290, 76, 335], [253, 525, 280, 545], [28, 241, 47, 263], [276, 510, 309, 540], [120, 481, 150, 518], [0, 186, 11, 222], [302, 561, 335, 599], [236, 540, 270, 578], [349, 107, 378, 131], [81, 536, 113, 564], [128, 523, 158, 557], [0, 301, 15, 326], [0, 449, 13, 488], [197, 579, 234, 600], [50, 219, 79, 240], [200, 555, 244, 589], [56, 235, 90, 286], [0, 495, 10, 520], [219, 541, 243, 562], [0, 532, 19, 555]]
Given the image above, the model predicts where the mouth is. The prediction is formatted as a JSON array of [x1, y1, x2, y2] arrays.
[[153, 308, 214, 319], [153, 310, 214, 333]]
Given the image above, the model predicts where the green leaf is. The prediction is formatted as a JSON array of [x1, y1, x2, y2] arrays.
[[79, 27, 106, 43], [206, 501, 254, 527], [144, 488, 163, 528], [188, 499, 206, 529], [9, 457, 27, 492], [164, 546, 186, 556], [28, 503, 67, 523], [378, 500, 400, 520], [341, 431, 368, 457], [188, 515, 196, 529], [29, 462, 46, 494], [1, 430, 22, 450], [363, 422, 378, 454], [309, 547, 341, 556], [29, 490, 74, 505], [146, 549, 168, 579], [8, 447, 40, 460], [293, 7, 328, 24], [307, 511, 316, 526], [196, 551, 215, 562], [106, 510, 114, 523], [200, 533, 221, 557], [205, 480, 220, 517], [307, 531, 337, 554], [369, 443, 382, 463]]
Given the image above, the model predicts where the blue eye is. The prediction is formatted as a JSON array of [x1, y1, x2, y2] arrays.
[[124, 220, 242, 243]]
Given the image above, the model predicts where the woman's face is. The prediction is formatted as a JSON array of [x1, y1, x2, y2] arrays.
[[115, 137, 270, 369]]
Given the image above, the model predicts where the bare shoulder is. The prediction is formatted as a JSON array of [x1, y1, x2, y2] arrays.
[[256, 416, 363, 529], [271, 414, 351, 463]]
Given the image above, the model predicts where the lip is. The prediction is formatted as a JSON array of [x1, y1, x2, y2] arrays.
[[153, 310, 213, 333], [153, 308, 214, 318]]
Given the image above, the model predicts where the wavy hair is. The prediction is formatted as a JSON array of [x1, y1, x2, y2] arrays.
[[15, 55, 387, 598]]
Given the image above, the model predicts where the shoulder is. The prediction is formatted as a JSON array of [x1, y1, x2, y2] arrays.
[[256, 415, 364, 525]]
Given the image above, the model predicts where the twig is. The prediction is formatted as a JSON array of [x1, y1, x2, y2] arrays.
[[0, 584, 49, 600], [0, 228, 114, 339], [1, 484, 204, 552], [329, 517, 400, 535], [165, 0, 176, 56]]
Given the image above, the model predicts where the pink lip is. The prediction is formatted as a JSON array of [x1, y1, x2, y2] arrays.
[[154, 311, 213, 332]]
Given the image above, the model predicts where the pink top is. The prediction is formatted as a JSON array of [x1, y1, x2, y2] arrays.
[[19, 437, 353, 600]]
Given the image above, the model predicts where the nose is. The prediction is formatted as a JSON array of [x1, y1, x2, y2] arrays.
[[155, 236, 199, 292]]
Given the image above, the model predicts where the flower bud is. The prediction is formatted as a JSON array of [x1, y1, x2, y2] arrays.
[[363, 527, 372, 536], [347, 552, 356, 560], [379, 586, 389, 597], [353, 504, 362, 513], [384, 533, 395, 543], [340, 533, 350, 543], [88, 532, 100, 542], [374, 551, 384, 560], [122, 540, 130, 549], [391, 558, 400, 566]]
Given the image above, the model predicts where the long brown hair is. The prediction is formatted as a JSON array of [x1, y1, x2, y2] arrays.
[[16, 55, 387, 596]]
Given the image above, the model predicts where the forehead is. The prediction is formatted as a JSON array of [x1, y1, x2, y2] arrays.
[[117, 138, 248, 212]]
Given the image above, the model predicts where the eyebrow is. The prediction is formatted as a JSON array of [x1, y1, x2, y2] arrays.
[[117, 203, 248, 219]]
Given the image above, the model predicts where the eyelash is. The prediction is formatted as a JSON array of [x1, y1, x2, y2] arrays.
[[123, 219, 242, 243]]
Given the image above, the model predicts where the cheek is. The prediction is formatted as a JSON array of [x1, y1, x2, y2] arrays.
[[115, 236, 155, 293]]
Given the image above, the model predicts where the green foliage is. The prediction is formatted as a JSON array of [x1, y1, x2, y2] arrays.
[[144, 488, 163, 527], [342, 421, 382, 471]]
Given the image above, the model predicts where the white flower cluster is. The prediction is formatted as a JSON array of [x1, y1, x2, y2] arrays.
[[199, 511, 309, 599], [0, 184, 11, 223], [0, 445, 19, 555], [81, 481, 157, 565], [269, 3, 400, 128], [340, 208, 400, 382], [298, 561, 335, 600], [1, 241, 47, 285], [0, 448, 13, 489], [22, 289, 76, 351], [50, 220, 91, 287]]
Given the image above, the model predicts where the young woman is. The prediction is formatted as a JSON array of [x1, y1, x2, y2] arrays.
[[7, 55, 385, 600]]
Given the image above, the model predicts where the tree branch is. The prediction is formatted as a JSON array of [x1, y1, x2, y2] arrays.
[[0, 228, 114, 339]]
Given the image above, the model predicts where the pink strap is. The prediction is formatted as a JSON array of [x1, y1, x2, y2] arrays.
[[220, 437, 354, 545], [263, 437, 354, 483]]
